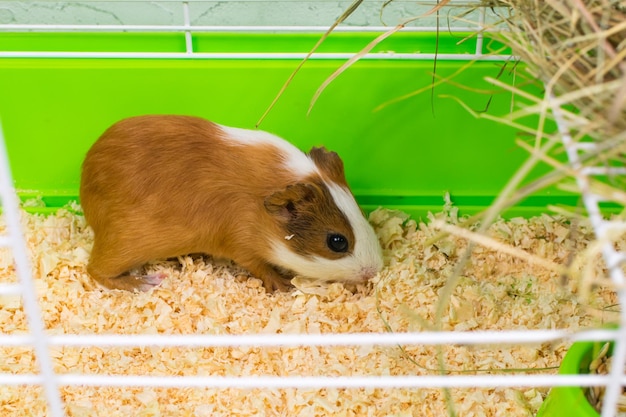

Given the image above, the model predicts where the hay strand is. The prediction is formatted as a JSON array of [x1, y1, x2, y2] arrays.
[[487, 0, 626, 140]]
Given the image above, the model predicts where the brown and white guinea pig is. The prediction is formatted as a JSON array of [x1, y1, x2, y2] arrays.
[[79, 114, 383, 293]]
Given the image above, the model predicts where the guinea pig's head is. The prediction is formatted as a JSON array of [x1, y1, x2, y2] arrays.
[[263, 147, 383, 284]]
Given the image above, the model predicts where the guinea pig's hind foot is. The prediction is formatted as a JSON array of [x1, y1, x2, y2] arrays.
[[134, 273, 167, 292], [93, 272, 166, 292]]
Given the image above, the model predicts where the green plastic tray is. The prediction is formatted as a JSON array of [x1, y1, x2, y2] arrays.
[[536, 340, 610, 417], [0, 31, 566, 218]]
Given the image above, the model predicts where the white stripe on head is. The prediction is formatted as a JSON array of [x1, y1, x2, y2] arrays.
[[325, 182, 384, 277], [218, 125, 317, 178], [269, 182, 383, 283]]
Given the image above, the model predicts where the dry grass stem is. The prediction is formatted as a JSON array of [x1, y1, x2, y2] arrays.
[[487, 0, 626, 140], [433, 220, 570, 276]]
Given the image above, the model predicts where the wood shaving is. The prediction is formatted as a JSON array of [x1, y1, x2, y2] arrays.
[[0, 204, 618, 416], [587, 342, 626, 415]]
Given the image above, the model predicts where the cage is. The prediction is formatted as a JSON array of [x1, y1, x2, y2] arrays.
[[0, 1, 624, 416]]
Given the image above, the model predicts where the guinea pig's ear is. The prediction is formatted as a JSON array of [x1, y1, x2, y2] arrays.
[[308, 147, 348, 186], [264, 183, 318, 221]]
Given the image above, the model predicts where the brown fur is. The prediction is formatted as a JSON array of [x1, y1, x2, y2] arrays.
[[265, 181, 355, 259], [80, 115, 356, 292], [308, 147, 349, 187]]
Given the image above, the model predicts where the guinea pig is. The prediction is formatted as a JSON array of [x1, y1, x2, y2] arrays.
[[79, 114, 383, 293]]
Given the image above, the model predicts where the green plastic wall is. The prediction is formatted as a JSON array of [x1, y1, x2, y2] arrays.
[[0, 32, 568, 218]]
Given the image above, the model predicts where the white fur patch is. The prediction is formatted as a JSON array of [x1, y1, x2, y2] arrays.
[[269, 182, 383, 283], [218, 125, 317, 178]]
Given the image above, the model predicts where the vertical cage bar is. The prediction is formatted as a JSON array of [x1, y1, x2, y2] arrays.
[[475, 4, 485, 56], [0, 122, 65, 416], [182, 1, 193, 54], [552, 96, 626, 417]]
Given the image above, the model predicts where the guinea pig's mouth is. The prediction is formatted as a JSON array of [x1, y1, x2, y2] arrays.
[[359, 266, 380, 282], [271, 261, 379, 285]]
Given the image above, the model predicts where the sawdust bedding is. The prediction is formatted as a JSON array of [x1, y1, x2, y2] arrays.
[[0, 200, 618, 417]]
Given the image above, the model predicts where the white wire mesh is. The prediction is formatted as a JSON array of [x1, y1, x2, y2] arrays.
[[0, 1, 504, 28], [0, 1, 624, 416], [0, 0, 512, 61]]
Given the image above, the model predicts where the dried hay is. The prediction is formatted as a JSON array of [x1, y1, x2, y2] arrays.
[[443, 1, 626, 294], [487, 0, 626, 141], [463, 1, 626, 323], [0, 202, 618, 416]]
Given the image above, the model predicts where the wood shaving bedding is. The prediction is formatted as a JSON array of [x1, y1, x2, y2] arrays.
[[0, 203, 618, 416]]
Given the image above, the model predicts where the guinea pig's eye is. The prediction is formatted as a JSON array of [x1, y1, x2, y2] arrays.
[[327, 233, 349, 253]]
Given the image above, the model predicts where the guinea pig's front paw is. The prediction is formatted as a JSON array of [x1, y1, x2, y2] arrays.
[[241, 261, 293, 293], [263, 275, 293, 293]]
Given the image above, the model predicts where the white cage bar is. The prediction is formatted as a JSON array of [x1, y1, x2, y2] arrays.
[[552, 95, 626, 417], [0, 123, 65, 415]]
